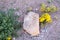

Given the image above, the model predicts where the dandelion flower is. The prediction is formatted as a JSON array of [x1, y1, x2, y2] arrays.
[[6, 37, 11, 40], [39, 17, 45, 22], [39, 13, 52, 23]]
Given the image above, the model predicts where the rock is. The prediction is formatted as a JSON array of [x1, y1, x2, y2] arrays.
[[23, 11, 40, 36]]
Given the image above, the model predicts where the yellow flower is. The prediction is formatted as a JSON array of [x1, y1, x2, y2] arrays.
[[6, 37, 11, 40], [40, 3, 46, 12], [39, 13, 52, 23], [44, 13, 51, 18], [40, 3, 46, 7], [39, 17, 45, 22], [40, 7, 46, 12], [45, 7, 51, 12], [50, 5, 57, 12], [44, 13, 52, 22], [39, 3, 57, 13], [46, 18, 51, 22]]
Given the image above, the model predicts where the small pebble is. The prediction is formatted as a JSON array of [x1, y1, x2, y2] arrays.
[[54, 16, 58, 19], [35, 8, 38, 11], [27, 7, 33, 11], [42, 30, 45, 32], [12, 37, 15, 40]]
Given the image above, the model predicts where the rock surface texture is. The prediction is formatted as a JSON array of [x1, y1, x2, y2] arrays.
[[23, 12, 39, 36]]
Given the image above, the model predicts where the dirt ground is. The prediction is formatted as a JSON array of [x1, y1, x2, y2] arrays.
[[0, 0, 60, 40]]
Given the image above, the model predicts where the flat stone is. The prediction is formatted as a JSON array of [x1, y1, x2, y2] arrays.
[[23, 11, 40, 36]]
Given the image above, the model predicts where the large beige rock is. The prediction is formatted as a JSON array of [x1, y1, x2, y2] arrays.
[[23, 11, 40, 36]]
